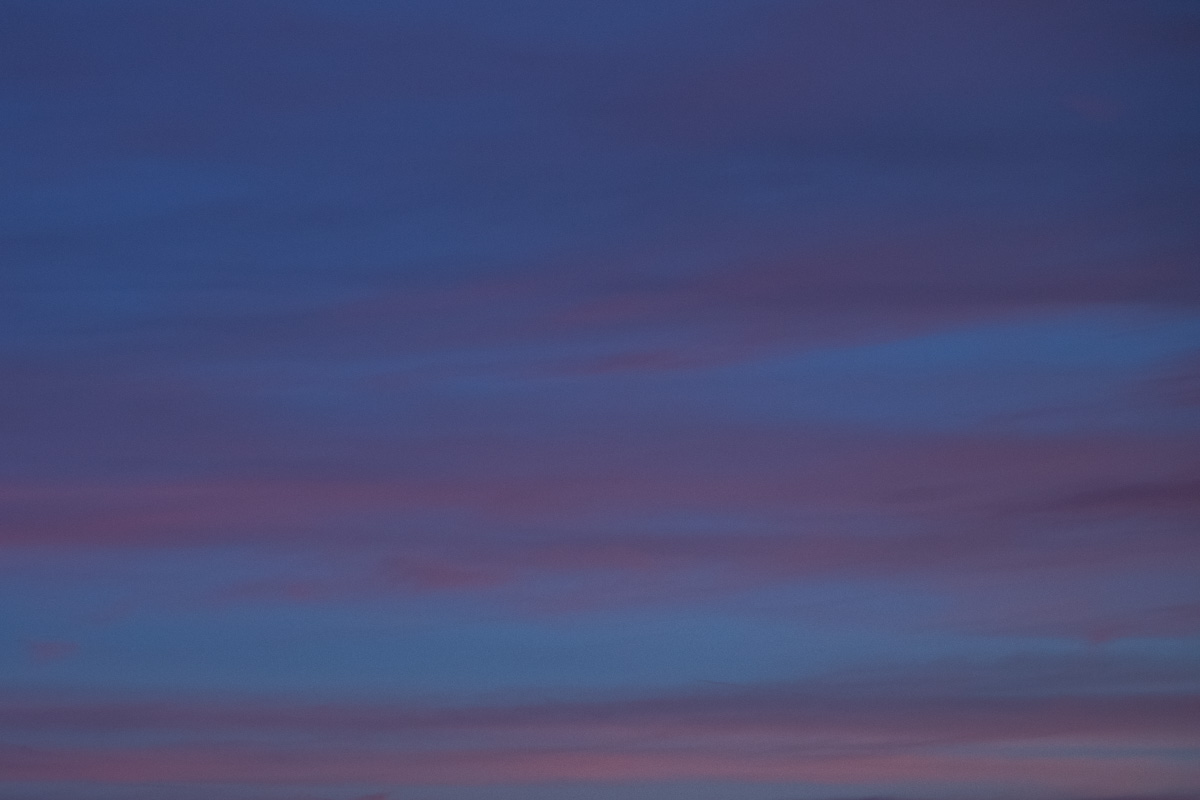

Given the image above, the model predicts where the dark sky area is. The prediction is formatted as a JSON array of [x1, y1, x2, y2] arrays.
[[1, 2, 1199, 799]]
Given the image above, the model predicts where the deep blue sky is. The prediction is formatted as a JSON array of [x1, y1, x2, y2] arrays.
[[1, 2, 1199, 799]]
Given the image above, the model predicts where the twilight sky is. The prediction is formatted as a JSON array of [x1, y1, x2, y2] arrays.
[[2, 2, 1199, 799]]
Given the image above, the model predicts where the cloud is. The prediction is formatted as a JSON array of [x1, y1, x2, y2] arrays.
[[4, 653, 1197, 748], [1, 3, 1196, 798], [25, 640, 79, 665], [1, 744, 1196, 790]]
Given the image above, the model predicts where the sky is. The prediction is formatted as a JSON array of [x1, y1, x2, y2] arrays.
[[1, 1, 1199, 799]]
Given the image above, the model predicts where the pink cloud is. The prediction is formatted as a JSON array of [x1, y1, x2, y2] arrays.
[[2, 644, 1196, 794], [25, 640, 79, 665], [4, 673, 1196, 747], [1, 429, 1193, 547], [0, 743, 1194, 792]]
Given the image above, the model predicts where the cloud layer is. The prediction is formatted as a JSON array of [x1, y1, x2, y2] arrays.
[[2, 1, 1198, 799]]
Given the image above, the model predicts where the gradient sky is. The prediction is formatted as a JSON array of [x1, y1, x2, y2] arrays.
[[2, 2, 1200, 799]]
